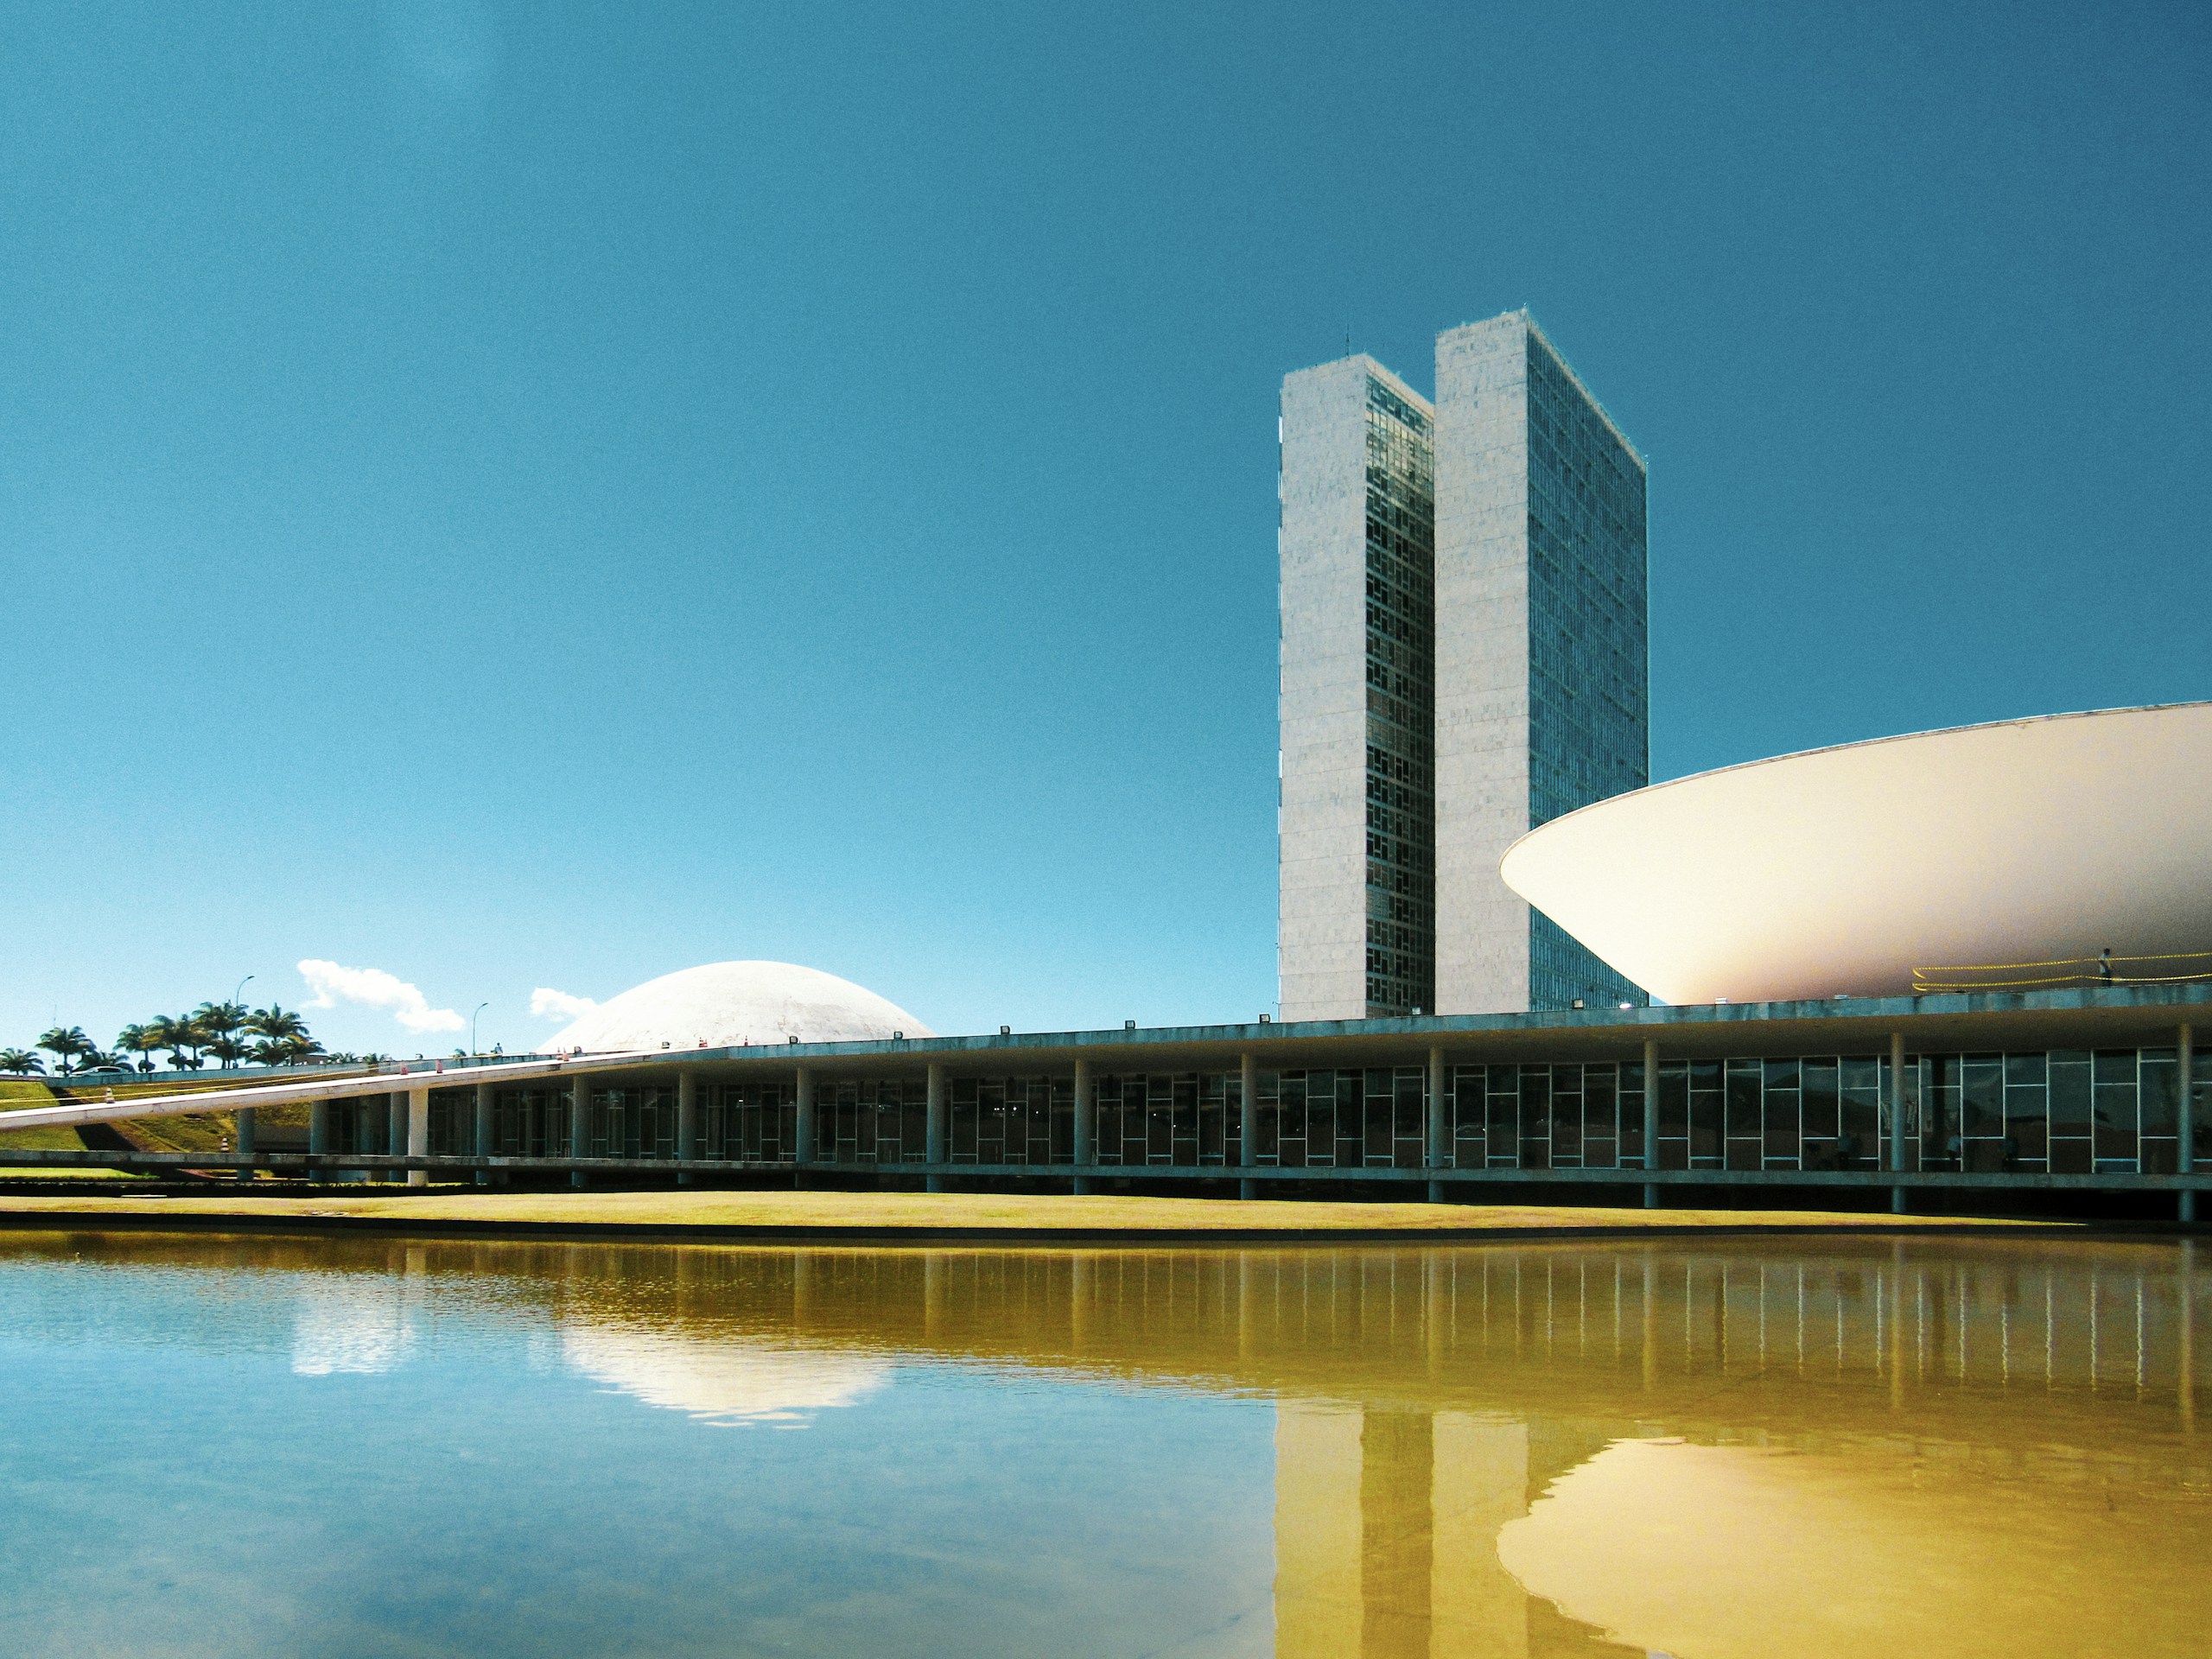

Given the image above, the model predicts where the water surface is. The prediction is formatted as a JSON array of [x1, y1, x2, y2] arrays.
[[0, 1230, 2202, 1656]]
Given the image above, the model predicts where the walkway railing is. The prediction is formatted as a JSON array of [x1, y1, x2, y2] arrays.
[[1914, 950, 2212, 993]]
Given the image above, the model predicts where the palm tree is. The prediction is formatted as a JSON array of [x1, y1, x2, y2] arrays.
[[0, 1048, 44, 1076], [245, 1005, 308, 1043], [146, 1014, 204, 1071], [251, 1033, 325, 1067], [36, 1026, 91, 1074], [193, 1001, 248, 1068], [114, 1024, 161, 1072], [206, 1034, 249, 1069]]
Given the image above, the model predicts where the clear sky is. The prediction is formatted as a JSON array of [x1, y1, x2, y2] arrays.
[[3, 0, 2205, 1057]]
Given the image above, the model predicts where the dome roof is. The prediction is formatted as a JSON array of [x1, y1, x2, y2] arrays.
[[1498, 702, 2212, 1004], [549, 962, 934, 1053]]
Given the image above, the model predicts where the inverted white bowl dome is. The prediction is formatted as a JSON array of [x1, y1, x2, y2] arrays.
[[549, 961, 934, 1052], [1498, 702, 2212, 1005]]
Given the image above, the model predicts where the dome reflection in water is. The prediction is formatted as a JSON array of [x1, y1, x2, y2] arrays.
[[0, 1233, 2202, 1658]]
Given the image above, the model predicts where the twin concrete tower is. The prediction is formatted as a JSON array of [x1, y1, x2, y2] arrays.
[[1278, 310, 1649, 1020]]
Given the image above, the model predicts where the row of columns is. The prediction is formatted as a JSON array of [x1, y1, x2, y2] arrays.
[[274, 1023, 2202, 1217]]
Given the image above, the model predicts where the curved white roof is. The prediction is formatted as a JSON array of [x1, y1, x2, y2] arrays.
[[1499, 702, 2212, 1005], [549, 961, 934, 1052]]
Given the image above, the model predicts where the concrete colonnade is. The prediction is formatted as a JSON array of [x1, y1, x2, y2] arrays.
[[1642, 1037, 1660, 1209], [2180, 1022, 2196, 1224], [569, 1073, 590, 1188], [405, 1085, 430, 1187], [1889, 1030, 1908, 1213], [925, 1061, 947, 1192], [1239, 1052, 1257, 1200], [474, 1081, 495, 1185], [675, 1069, 697, 1186], [1071, 1058, 1093, 1196], [793, 1065, 816, 1174], [1426, 1046, 1447, 1203]]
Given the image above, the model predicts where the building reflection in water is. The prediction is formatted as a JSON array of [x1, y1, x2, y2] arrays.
[[559, 1325, 888, 1424], [41, 1230, 2204, 1658]]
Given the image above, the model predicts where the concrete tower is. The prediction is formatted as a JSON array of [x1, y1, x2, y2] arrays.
[[1433, 312, 1647, 1014], [1277, 312, 1646, 1019], [1278, 357, 1437, 1022]]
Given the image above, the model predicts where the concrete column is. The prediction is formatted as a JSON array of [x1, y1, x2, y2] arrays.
[[1071, 1058, 1094, 1196], [1643, 1037, 1660, 1210], [2179, 1023, 2196, 1224], [233, 1106, 256, 1181], [1427, 1045, 1447, 1204], [374, 1093, 396, 1182], [1239, 1052, 1258, 1201], [570, 1072, 591, 1188], [307, 1099, 329, 1181], [793, 1065, 815, 1172], [406, 1085, 430, 1188], [677, 1068, 699, 1186], [474, 1081, 494, 1186], [1889, 1032, 1909, 1213], [925, 1061, 946, 1193]]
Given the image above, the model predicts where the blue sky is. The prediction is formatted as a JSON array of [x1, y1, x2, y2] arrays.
[[3, 0, 2205, 1055]]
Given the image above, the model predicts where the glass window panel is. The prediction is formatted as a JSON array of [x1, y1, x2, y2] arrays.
[[1688, 1060, 1722, 1161], [2049, 1052, 2092, 1134], [1586, 1065, 1618, 1147], [2005, 1080, 2048, 1163], [1487, 1067, 1518, 1164], [1657, 1063, 1689, 1138], [1519, 1065, 1551, 1168], [1839, 1057, 1882, 1167], [1802, 1058, 1840, 1141], [1616, 1065, 1643, 1164], [1725, 1059, 1762, 1140], [1961, 1057, 2004, 1136], [1764, 1082, 1800, 1163], [2141, 1055, 2179, 1137], [1337, 1071, 1366, 1167], [2093, 1051, 2138, 1162], [2194, 1055, 2211, 1165]]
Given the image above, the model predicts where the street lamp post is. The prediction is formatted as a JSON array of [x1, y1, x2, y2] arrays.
[[228, 976, 255, 1072], [472, 1002, 489, 1058], [231, 974, 256, 1178]]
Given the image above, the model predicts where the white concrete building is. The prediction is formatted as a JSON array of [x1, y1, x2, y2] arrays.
[[1277, 356, 1436, 1021], [1279, 312, 1647, 1019], [1433, 312, 1648, 1014]]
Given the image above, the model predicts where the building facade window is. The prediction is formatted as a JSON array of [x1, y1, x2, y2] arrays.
[[1363, 377, 1435, 1016]]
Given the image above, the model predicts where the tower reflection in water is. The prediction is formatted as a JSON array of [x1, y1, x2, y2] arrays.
[[67, 1230, 2202, 1658], [508, 1236, 2203, 1659]]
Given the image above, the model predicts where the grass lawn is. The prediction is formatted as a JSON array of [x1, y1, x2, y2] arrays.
[[0, 1187, 2053, 1233]]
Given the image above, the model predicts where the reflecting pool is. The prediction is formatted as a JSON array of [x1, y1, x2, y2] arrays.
[[0, 1231, 2203, 1656]]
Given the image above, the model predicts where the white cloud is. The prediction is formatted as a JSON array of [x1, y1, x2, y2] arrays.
[[531, 987, 597, 1022], [297, 959, 466, 1034]]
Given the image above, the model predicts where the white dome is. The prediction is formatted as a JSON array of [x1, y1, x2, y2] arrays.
[[1499, 702, 2212, 1004], [549, 961, 934, 1052]]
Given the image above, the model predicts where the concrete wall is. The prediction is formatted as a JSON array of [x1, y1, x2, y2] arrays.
[[1433, 315, 1535, 1014], [1279, 357, 1425, 1020]]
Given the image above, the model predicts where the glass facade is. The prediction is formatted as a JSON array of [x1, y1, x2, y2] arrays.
[[699, 1081, 795, 1162], [342, 1044, 2207, 1182], [1362, 376, 1436, 1017], [1522, 333, 1648, 1011]]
